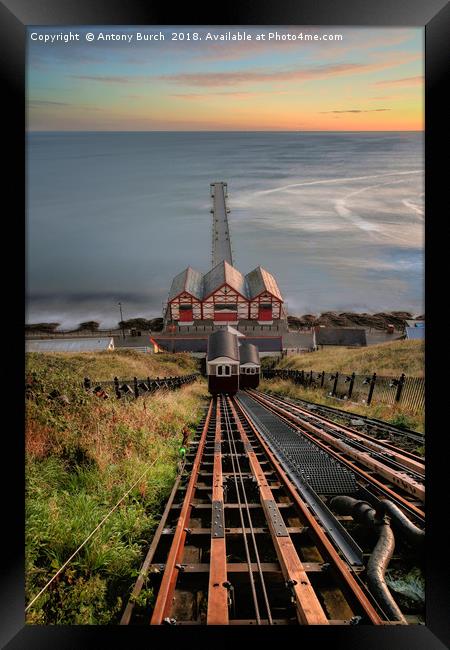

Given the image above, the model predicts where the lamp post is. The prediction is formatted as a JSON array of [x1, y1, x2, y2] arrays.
[[118, 302, 125, 340]]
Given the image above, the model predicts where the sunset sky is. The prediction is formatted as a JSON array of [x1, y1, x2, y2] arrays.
[[27, 26, 423, 131]]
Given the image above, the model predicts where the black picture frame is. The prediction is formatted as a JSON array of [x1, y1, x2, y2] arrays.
[[2, 0, 448, 647]]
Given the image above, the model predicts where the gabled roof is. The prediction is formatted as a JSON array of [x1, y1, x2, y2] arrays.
[[167, 263, 284, 304], [168, 266, 203, 301], [245, 266, 283, 301], [207, 329, 240, 361], [203, 260, 247, 299], [239, 342, 260, 365], [314, 328, 367, 347]]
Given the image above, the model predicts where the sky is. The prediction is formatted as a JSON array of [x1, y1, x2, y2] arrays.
[[27, 26, 424, 131]]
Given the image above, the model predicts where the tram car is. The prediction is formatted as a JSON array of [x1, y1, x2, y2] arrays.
[[239, 342, 261, 389], [207, 329, 240, 395]]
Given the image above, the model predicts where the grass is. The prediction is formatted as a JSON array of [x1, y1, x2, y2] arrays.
[[26, 349, 198, 383], [259, 379, 424, 435], [25, 351, 209, 624], [277, 340, 424, 378]]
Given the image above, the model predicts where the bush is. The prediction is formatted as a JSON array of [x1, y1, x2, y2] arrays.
[[78, 321, 100, 331], [25, 322, 60, 332], [25, 351, 209, 624]]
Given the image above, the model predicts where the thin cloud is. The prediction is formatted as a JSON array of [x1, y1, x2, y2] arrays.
[[28, 99, 103, 112], [373, 75, 422, 87], [320, 108, 391, 114], [156, 56, 421, 87], [371, 94, 411, 101], [170, 90, 290, 100], [71, 74, 133, 83], [28, 100, 70, 106], [67, 55, 420, 88]]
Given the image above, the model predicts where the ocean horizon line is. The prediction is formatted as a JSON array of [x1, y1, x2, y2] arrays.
[[26, 129, 424, 135]]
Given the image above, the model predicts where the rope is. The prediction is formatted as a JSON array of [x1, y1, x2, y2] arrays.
[[25, 455, 161, 612]]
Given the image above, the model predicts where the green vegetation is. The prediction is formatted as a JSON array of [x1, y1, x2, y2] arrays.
[[26, 349, 197, 384], [25, 322, 60, 332], [264, 340, 425, 433], [277, 340, 424, 377], [260, 380, 424, 435], [77, 321, 100, 331], [25, 351, 209, 624]]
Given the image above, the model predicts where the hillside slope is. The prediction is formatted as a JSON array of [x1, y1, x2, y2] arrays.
[[277, 340, 424, 377], [26, 350, 198, 383], [25, 351, 208, 624]]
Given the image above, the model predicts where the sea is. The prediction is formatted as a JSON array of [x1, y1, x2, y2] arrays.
[[26, 131, 424, 329]]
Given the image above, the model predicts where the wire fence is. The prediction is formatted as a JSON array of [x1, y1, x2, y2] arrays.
[[262, 368, 424, 411], [83, 373, 199, 399]]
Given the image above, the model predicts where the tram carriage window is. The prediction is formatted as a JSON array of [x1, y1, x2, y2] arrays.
[[217, 365, 231, 376]]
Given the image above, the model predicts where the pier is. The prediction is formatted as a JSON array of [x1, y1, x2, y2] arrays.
[[210, 182, 233, 267]]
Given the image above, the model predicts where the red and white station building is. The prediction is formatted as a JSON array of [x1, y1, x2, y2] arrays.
[[166, 260, 284, 325]]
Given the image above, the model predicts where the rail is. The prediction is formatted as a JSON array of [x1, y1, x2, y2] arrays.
[[246, 390, 425, 525], [248, 390, 425, 475], [259, 391, 424, 450], [121, 394, 424, 625]]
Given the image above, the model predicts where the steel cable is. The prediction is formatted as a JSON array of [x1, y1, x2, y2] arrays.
[[25, 455, 161, 613], [223, 396, 273, 624], [219, 395, 261, 624]]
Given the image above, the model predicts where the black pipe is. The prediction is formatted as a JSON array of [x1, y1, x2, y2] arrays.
[[331, 496, 424, 550], [381, 500, 425, 551], [330, 496, 407, 624], [366, 515, 405, 623]]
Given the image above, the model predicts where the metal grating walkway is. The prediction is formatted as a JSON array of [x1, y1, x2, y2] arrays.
[[238, 392, 357, 495]]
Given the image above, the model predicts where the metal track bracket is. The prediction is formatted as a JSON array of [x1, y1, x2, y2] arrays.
[[264, 499, 289, 537], [212, 500, 225, 538]]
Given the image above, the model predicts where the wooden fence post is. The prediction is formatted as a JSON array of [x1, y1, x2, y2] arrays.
[[133, 377, 139, 399], [114, 376, 121, 399], [347, 372, 355, 400], [367, 373, 377, 405], [331, 372, 339, 397], [395, 373, 406, 403], [320, 371, 325, 388]]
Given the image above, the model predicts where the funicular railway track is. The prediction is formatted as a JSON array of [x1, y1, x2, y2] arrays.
[[247, 390, 424, 476], [261, 390, 424, 452], [245, 390, 425, 525], [121, 392, 425, 626]]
